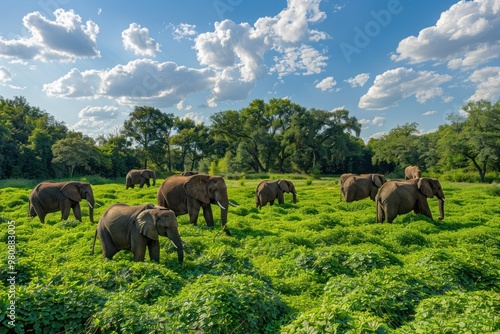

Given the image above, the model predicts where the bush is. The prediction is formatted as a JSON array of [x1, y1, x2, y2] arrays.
[[166, 274, 288, 333]]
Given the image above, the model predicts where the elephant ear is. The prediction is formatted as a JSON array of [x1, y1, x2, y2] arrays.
[[417, 178, 434, 198], [136, 209, 159, 240], [278, 179, 291, 192], [61, 182, 82, 202], [184, 174, 211, 204], [371, 174, 385, 187]]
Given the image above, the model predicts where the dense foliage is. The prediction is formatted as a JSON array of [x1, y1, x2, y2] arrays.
[[1, 176, 499, 332], [2, 96, 500, 182]]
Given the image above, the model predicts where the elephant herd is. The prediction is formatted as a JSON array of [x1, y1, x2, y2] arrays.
[[27, 166, 444, 264], [340, 165, 445, 224]]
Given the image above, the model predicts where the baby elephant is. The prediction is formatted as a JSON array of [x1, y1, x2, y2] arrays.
[[256, 179, 297, 209], [91, 203, 184, 264]]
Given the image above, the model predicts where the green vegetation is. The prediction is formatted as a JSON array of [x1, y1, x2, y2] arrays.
[[2, 96, 500, 182], [1, 177, 499, 333]]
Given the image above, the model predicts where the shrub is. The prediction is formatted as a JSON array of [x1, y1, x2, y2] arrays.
[[166, 274, 288, 333]]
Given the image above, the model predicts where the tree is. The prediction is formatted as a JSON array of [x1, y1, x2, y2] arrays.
[[171, 118, 212, 171], [52, 132, 99, 177], [370, 122, 421, 173], [438, 100, 500, 182], [122, 106, 175, 169]]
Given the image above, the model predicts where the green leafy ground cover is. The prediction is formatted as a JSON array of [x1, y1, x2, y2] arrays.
[[1, 177, 500, 333]]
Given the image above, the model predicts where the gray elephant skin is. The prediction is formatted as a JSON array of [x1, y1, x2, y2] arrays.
[[29, 181, 95, 223], [91, 203, 183, 263], [126, 169, 157, 189], [157, 173, 234, 235], [405, 166, 422, 180], [341, 174, 387, 202], [255, 179, 297, 209], [376, 177, 445, 224]]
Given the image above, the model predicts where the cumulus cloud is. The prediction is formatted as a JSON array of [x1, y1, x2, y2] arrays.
[[423, 110, 437, 116], [315, 76, 336, 91], [359, 116, 385, 127], [345, 73, 370, 88], [122, 23, 160, 57], [392, 0, 500, 69], [173, 23, 197, 41], [358, 67, 452, 110], [0, 9, 99, 62], [72, 105, 122, 136], [194, 0, 329, 92], [467, 66, 500, 101], [43, 59, 216, 107]]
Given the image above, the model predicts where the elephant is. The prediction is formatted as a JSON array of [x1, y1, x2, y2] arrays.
[[376, 177, 445, 224], [126, 169, 157, 189], [255, 179, 297, 209], [341, 174, 387, 202], [339, 173, 358, 201], [28, 181, 95, 223], [91, 203, 183, 263], [157, 173, 237, 235], [405, 166, 422, 180]]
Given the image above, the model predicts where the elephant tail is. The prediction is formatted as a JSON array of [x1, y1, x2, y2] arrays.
[[90, 228, 97, 256], [375, 194, 383, 223]]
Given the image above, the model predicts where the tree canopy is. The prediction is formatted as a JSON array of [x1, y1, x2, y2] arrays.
[[1, 95, 500, 182]]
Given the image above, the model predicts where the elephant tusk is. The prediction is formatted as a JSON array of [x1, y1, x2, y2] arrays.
[[170, 240, 178, 249], [217, 201, 226, 210], [88, 202, 94, 209], [229, 201, 238, 207]]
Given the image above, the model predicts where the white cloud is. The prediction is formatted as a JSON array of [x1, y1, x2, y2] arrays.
[[345, 73, 370, 88], [358, 67, 452, 110], [173, 23, 197, 41], [72, 105, 122, 137], [194, 0, 329, 95], [392, 0, 500, 69], [181, 112, 205, 125], [359, 116, 385, 127], [0, 9, 99, 62], [423, 110, 437, 116], [43, 59, 216, 107], [122, 23, 160, 57], [315, 76, 336, 91], [468, 66, 500, 101]]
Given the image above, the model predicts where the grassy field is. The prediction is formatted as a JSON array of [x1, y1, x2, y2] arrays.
[[1, 177, 500, 333]]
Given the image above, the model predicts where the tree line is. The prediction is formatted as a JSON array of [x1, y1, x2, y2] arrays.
[[1, 96, 499, 182]]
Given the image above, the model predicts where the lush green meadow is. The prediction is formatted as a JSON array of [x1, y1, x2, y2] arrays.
[[1, 176, 500, 333]]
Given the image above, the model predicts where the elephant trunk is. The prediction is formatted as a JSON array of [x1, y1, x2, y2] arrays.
[[168, 231, 184, 264], [292, 192, 297, 204], [438, 198, 445, 220], [87, 194, 95, 223]]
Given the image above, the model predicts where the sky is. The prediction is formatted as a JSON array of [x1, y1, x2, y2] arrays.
[[1, 0, 499, 142]]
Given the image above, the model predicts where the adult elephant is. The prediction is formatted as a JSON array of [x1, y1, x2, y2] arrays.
[[255, 179, 297, 209], [376, 178, 445, 224], [29, 181, 95, 223], [405, 166, 422, 180], [126, 169, 157, 189], [157, 173, 236, 235], [91, 203, 183, 263], [341, 174, 387, 202]]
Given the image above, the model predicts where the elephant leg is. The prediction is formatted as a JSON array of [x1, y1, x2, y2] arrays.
[[131, 237, 147, 262], [188, 208, 201, 225], [61, 203, 71, 221], [145, 179, 151, 187], [72, 203, 82, 222], [100, 230, 118, 260], [148, 240, 160, 262], [202, 204, 215, 227], [269, 199, 275, 206], [277, 192, 284, 204], [139, 178, 145, 188], [416, 198, 433, 220]]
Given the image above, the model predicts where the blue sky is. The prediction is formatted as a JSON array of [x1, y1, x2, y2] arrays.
[[1, 0, 499, 141]]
